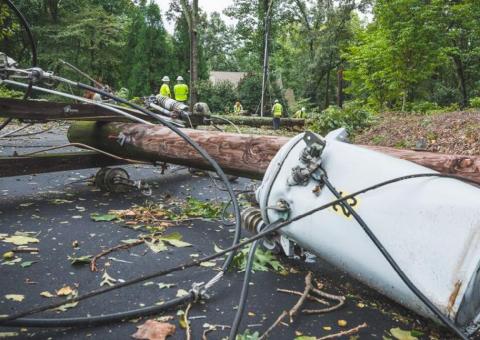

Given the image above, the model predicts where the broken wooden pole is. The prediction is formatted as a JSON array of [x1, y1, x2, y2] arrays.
[[210, 115, 305, 128], [67, 122, 480, 183], [0, 152, 128, 178], [68, 122, 289, 179]]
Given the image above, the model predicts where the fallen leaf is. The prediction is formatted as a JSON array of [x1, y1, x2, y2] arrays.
[[0, 332, 19, 338], [145, 240, 168, 253], [390, 328, 418, 340], [176, 289, 189, 298], [40, 291, 54, 298], [323, 326, 332, 331], [132, 320, 176, 340], [159, 233, 191, 248], [90, 213, 118, 222], [20, 261, 36, 268], [56, 286, 74, 296], [295, 337, 316, 340], [2, 252, 14, 260], [2, 234, 39, 246], [200, 261, 216, 267], [5, 294, 24, 302], [1, 258, 22, 266], [100, 271, 117, 287], [68, 255, 92, 265], [338, 319, 348, 327], [157, 283, 175, 289]]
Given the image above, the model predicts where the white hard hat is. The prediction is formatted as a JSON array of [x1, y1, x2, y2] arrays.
[[302, 107, 306, 111], [274, 99, 279, 103], [176, 76, 184, 81], [162, 76, 170, 82]]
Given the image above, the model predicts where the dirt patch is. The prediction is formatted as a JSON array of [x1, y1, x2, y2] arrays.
[[353, 111, 480, 155]]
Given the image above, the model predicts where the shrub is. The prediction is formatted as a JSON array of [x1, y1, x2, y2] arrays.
[[409, 101, 439, 114], [470, 97, 480, 108], [197, 80, 238, 114], [0, 85, 24, 99], [307, 102, 373, 135]]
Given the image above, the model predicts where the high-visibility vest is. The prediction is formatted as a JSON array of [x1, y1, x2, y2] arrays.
[[160, 83, 171, 98], [272, 103, 283, 117], [174, 83, 189, 102], [234, 104, 243, 113], [294, 110, 307, 119]]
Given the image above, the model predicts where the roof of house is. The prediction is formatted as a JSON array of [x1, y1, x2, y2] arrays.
[[209, 71, 248, 86]]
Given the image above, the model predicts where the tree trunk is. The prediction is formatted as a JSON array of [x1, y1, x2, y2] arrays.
[[452, 55, 468, 108], [190, 0, 199, 110], [337, 66, 344, 108], [68, 122, 480, 183], [180, 0, 199, 111]]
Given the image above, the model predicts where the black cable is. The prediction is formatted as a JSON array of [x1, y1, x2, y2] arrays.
[[321, 174, 468, 340], [228, 240, 260, 339], [2, 173, 476, 328], [3, 295, 193, 328], [4, 0, 37, 67]]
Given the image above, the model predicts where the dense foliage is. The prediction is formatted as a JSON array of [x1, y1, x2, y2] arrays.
[[1, 0, 479, 116]]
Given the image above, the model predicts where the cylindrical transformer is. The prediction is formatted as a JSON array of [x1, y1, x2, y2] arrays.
[[256, 128, 480, 330]]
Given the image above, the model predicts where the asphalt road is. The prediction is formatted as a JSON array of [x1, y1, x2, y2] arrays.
[[0, 125, 455, 339]]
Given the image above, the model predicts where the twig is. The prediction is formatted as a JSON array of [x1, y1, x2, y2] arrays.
[[303, 288, 345, 314], [289, 272, 313, 322], [90, 240, 143, 272], [277, 289, 330, 306], [259, 311, 288, 340], [90, 231, 166, 271], [12, 247, 39, 253], [202, 324, 231, 340], [185, 303, 192, 340], [260, 272, 313, 339], [317, 322, 367, 339]]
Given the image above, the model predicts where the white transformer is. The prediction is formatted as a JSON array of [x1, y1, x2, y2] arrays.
[[256, 129, 480, 330]]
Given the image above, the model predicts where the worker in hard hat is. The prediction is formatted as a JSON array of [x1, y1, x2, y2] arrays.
[[159, 76, 171, 98], [233, 101, 243, 115], [293, 107, 307, 119], [174, 76, 189, 103], [272, 99, 283, 130]]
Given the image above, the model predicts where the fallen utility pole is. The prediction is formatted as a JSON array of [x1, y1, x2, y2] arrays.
[[68, 121, 289, 179], [211, 115, 304, 128], [68, 122, 480, 183]]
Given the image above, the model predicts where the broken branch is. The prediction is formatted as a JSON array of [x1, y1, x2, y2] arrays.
[[317, 322, 368, 339]]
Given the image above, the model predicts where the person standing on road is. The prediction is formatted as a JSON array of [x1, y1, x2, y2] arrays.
[[272, 99, 283, 130], [174, 76, 189, 103], [159, 76, 171, 98]]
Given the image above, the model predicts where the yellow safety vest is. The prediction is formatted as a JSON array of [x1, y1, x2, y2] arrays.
[[272, 103, 283, 117], [160, 83, 171, 98], [234, 104, 243, 113], [174, 83, 189, 102], [294, 110, 307, 119]]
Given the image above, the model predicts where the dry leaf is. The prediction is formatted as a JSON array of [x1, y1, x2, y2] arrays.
[[56, 286, 74, 296], [176, 289, 189, 298], [40, 291, 54, 298], [132, 320, 176, 340], [100, 271, 117, 287], [338, 319, 348, 327], [2, 235, 39, 246], [5, 294, 24, 302]]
